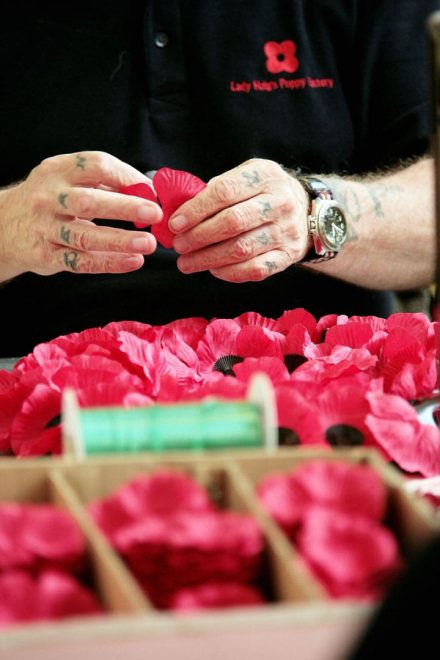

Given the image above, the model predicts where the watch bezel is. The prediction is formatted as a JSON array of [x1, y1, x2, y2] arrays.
[[311, 198, 348, 252]]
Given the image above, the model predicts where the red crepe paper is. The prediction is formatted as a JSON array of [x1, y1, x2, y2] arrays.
[[120, 168, 207, 248]]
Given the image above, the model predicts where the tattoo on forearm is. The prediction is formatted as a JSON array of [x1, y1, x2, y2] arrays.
[[258, 201, 271, 217], [58, 193, 68, 209], [265, 260, 277, 272], [64, 251, 78, 271], [242, 170, 260, 186], [60, 226, 71, 244], [76, 154, 86, 170], [364, 185, 385, 219], [256, 231, 270, 246]]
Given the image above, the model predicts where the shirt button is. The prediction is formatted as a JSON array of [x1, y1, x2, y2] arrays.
[[154, 32, 169, 48]]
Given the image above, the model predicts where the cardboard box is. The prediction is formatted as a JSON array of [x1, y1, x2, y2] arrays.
[[0, 448, 438, 660]]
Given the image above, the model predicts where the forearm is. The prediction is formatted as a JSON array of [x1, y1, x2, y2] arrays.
[[307, 157, 436, 290]]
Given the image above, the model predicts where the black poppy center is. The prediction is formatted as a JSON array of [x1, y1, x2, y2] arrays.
[[45, 413, 61, 429], [325, 424, 364, 446], [213, 355, 244, 376], [278, 427, 301, 446], [283, 353, 308, 374]]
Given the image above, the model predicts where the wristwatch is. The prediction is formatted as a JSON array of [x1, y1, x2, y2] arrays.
[[297, 176, 348, 263]]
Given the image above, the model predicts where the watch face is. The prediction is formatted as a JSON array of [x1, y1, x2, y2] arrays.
[[319, 203, 347, 251]]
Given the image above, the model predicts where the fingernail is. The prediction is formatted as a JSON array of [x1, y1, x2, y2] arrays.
[[123, 256, 143, 270], [177, 256, 194, 273], [169, 214, 188, 232], [137, 205, 158, 225], [173, 235, 189, 253], [131, 236, 153, 252]]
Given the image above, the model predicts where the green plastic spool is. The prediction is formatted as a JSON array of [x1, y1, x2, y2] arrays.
[[62, 373, 278, 457], [79, 400, 262, 454]]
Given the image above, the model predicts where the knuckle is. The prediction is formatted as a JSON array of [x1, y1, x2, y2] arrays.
[[230, 236, 253, 260], [87, 151, 112, 176], [74, 230, 92, 252], [75, 190, 95, 217], [212, 177, 239, 205], [37, 156, 58, 175], [30, 191, 48, 214], [249, 262, 269, 281], [224, 205, 250, 235]]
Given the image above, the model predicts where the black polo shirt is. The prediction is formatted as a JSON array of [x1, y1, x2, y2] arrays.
[[0, 0, 437, 356]]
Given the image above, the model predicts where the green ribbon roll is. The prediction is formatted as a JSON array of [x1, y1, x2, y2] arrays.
[[78, 399, 263, 454]]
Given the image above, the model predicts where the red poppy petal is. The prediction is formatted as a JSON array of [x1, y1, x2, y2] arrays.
[[236, 326, 282, 359], [296, 508, 402, 599], [10, 385, 62, 457], [37, 570, 103, 619], [386, 312, 430, 344], [233, 356, 290, 385], [153, 168, 207, 218], [151, 219, 176, 249], [289, 459, 387, 521], [22, 505, 85, 567], [365, 408, 440, 477], [0, 571, 37, 625], [170, 582, 265, 611], [325, 322, 374, 349]]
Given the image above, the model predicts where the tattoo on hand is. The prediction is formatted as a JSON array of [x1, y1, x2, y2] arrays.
[[58, 193, 68, 209], [256, 231, 270, 246], [265, 260, 277, 272], [60, 226, 71, 244], [242, 170, 260, 186], [76, 154, 86, 170], [258, 201, 271, 217], [64, 251, 78, 271]]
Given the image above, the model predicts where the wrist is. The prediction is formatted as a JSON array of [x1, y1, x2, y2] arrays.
[[294, 175, 348, 264]]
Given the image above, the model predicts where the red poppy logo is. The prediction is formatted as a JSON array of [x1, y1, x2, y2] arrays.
[[264, 40, 299, 74]]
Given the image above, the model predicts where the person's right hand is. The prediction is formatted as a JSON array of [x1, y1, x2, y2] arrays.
[[0, 151, 163, 282]]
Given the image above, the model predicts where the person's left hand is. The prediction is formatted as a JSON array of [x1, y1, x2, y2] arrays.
[[169, 159, 311, 283]]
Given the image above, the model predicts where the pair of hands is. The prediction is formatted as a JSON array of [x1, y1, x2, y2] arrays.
[[0, 151, 311, 283]]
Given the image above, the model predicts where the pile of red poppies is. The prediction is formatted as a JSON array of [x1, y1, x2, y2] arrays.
[[258, 459, 403, 600], [0, 307, 439, 478], [88, 471, 266, 610], [0, 503, 103, 627]]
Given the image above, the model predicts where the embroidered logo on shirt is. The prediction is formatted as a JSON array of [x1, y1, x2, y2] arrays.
[[264, 41, 299, 74], [230, 39, 334, 93]]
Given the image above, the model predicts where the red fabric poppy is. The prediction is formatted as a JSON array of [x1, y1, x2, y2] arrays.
[[88, 471, 214, 540], [274, 385, 326, 446], [365, 390, 440, 477], [257, 459, 386, 540], [0, 503, 85, 573], [121, 169, 207, 247], [296, 507, 403, 600], [0, 569, 103, 628], [10, 384, 62, 457], [89, 472, 264, 609]]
